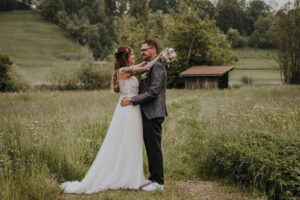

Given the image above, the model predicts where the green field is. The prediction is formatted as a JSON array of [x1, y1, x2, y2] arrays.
[[231, 48, 281, 85], [0, 10, 86, 85], [1, 86, 299, 199], [233, 48, 278, 70]]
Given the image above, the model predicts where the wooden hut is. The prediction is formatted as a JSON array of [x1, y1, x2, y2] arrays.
[[179, 66, 235, 90]]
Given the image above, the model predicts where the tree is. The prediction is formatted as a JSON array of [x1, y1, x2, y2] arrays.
[[129, 0, 148, 21], [192, 0, 216, 19], [39, 0, 64, 24], [248, 15, 275, 48], [245, 0, 270, 34], [226, 28, 245, 48], [0, 0, 31, 10], [270, 0, 300, 84], [216, 0, 247, 34], [61, 0, 81, 14], [0, 53, 30, 92], [167, 0, 233, 87], [148, 0, 168, 13], [126, 11, 168, 62]]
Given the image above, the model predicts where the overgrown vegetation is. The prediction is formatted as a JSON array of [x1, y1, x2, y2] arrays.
[[0, 53, 31, 92], [0, 86, 299, 199]]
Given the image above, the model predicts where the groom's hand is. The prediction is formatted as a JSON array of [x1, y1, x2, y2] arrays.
[[121, 96, 131, 107]]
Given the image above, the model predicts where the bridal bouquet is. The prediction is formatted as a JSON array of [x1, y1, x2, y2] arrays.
[[160, 48, 176, 63], [141, 48, 176, 79]]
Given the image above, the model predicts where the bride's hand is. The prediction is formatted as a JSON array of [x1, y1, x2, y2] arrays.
[[138, 61, 147, 67]]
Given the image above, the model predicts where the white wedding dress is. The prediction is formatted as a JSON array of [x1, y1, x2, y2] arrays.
[[61, 76, 146, 194]]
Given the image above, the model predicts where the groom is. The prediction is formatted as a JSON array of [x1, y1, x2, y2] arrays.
[[121, 39, 167, 191]]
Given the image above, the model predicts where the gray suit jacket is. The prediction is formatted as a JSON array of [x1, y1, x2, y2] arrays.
[[131, 61, 167, 120]]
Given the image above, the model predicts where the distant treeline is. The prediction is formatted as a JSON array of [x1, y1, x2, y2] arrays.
[[0, 0, 34, 10]]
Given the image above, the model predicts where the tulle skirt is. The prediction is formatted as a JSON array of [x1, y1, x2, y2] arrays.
[[60, 98, 146, 194]]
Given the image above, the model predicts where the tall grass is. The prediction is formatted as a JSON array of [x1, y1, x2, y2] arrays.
[[164, 86, 299, 199], [0, 86, 299, 199]]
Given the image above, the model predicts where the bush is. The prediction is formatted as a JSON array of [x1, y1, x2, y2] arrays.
[[0, 54, 31, 92], [49, 67, 79, 90], [226, 28, 246, 48], [77, 62, 111, 90], [240, 76, 254, 85], [49, 61, 111, 90], [195, 131, 300, 199]]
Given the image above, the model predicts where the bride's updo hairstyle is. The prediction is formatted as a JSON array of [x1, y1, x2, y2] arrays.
[[112, 46, 132, 93]]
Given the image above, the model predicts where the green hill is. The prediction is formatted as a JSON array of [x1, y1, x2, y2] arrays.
[[0, 10, 86, 85]]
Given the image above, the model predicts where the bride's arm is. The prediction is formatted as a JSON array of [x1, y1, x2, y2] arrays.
[[120, 55, 160, 76]]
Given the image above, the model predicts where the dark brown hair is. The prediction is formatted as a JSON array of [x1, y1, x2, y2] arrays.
[[143, 39, 159, 53], [112, 46, 132, 93]]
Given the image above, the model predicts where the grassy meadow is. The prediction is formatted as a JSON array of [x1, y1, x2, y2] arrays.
[[1, 86, 299, 199], [230, 48, 281, 85], [1, 10, 299, 200]]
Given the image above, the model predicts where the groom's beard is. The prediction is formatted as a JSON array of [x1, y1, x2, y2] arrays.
[[142, 53, 153, 61], [142, 54, 156, 62]]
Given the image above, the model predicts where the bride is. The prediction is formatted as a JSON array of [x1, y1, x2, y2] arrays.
[[60, 46, 160, 194]]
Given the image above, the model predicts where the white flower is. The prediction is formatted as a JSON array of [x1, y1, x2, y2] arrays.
[[160, 48, 177, 64]]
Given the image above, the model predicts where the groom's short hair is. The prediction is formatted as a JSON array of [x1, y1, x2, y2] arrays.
[[143, 40, 158, 53]]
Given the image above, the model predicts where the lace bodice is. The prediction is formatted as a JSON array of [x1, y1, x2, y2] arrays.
[[119, 76, 139, 97]]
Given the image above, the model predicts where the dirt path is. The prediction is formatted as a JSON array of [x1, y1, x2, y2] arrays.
[[177, 180, 266, 200], [59, 180, 267, 200]]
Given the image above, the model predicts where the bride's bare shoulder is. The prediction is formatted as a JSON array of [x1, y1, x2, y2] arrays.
[[118, 68, 130, 80]]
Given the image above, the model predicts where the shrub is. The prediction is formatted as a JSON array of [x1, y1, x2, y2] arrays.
[[195, 131, 300, 199], [227, 28, 246, 48], [77, 62, 111, 90], [49, 67, 79, 90], [240, 76, 254, 85], [0, 53, 31, 92], [49, 61, 111, 90]]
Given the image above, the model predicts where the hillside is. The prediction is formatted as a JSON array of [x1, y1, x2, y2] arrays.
[[0, 10, 86, 85]]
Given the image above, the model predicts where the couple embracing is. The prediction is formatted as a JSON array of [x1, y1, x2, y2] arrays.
[[61, 40, 167, 193]]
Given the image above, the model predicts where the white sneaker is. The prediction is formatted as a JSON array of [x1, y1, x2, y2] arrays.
[[142, 182, 164, 191], [144, 180, 152, 185]]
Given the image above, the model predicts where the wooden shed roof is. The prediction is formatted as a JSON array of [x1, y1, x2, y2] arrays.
[[180, 66, 235, 77]]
